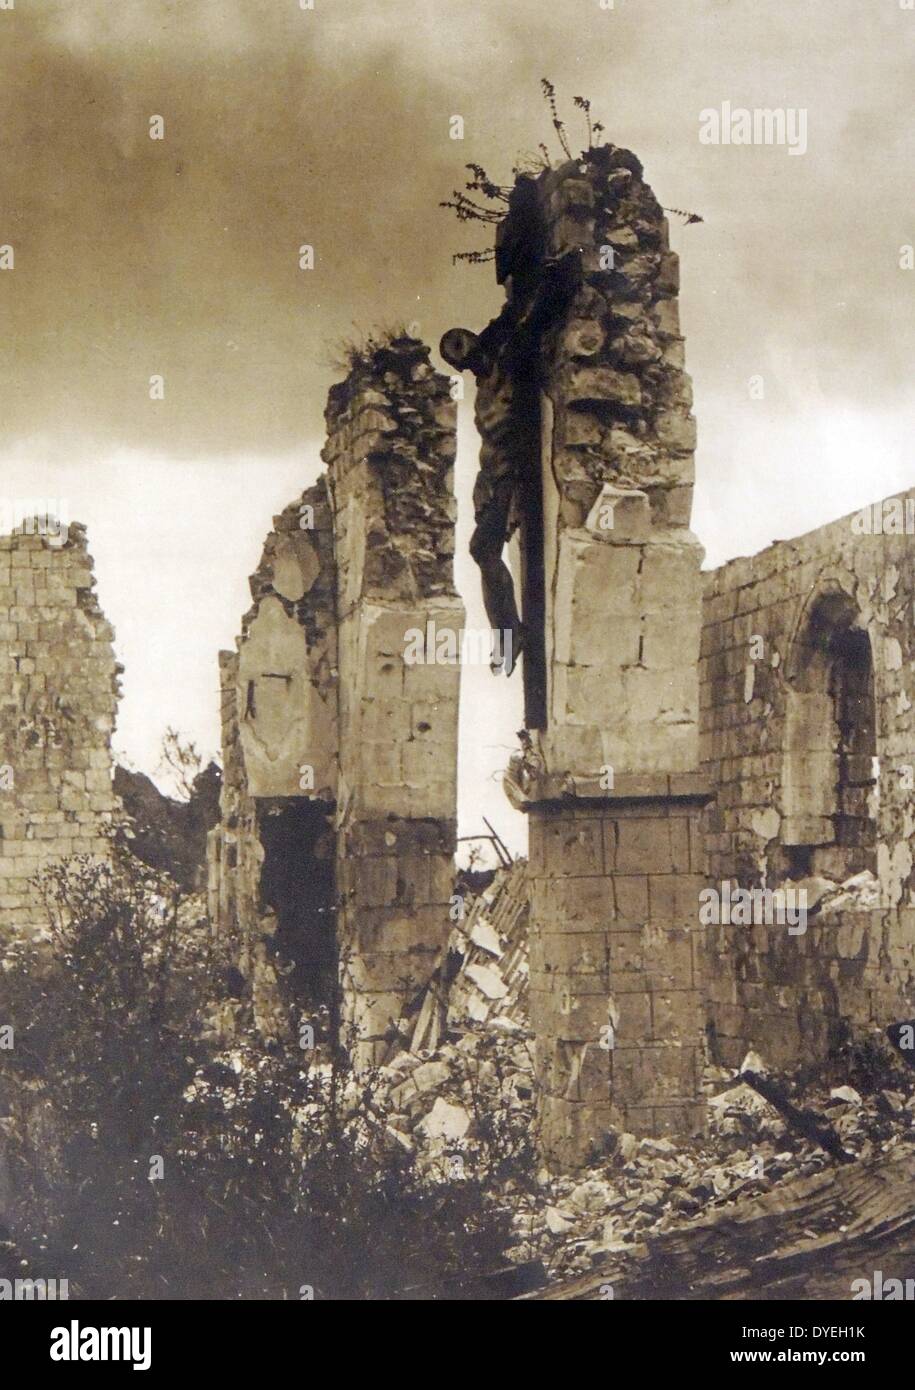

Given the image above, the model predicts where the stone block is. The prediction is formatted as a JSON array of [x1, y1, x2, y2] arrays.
[[650, 1101, 705, 1140], [615, 989, 652, 1041], [565, 365, 641, 408], [585, 484, 651, 544], [613, 1043, 698, 1106], [538, 931, 609, 976], [651, 989, 702, 1043], [541, 817, 605, 878], [531, 875, 613, 926], [343, 947, 439, 994], [613, 876, 649, 924], [342, 855, 399, 909], [542, 988, 615, 1042], [560, 321, 605, 358], [341, 904, 450, 956], [538, 1094, 617, 1170], [615, 817, 674, 875], [650, 297, 680, 338]]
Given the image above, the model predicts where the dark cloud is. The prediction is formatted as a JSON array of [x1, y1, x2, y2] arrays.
[[1, 0, 912, 841], [0, 0, 912, 462], [0, 1, 501, 454]]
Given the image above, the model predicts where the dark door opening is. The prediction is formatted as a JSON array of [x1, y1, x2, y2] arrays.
[[256, 799, 337, 1013]]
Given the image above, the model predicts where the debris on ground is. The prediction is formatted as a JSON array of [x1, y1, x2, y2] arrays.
[[368, 863, 915, 1289]]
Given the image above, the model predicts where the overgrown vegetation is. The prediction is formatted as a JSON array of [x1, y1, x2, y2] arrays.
[[441, 78, 701, 266], [156, 725, 209, 802], [0, 851, 528, 1299], [116, 728, 221, 893], [326, 322, 424, 375]]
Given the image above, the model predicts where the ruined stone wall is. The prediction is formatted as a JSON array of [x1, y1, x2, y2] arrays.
[[527, 796, 706, 1158], [323, 339, 464, 1065], [701, 491, 915, 1069], [208, 480, 338, 1035], [535, 148, 701, 780], [209, 338, 463, 1062], [207, 649, 257, 957], [487, 146, 708, 1166], [0, 524, 119, 939]]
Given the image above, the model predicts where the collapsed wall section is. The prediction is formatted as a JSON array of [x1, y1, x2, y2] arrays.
[[323, 338, 464, 1066], [0, 524, 119, 940], [701, 492, 915, 1068]]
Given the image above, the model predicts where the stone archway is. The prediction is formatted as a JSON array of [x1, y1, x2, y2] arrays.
[[781, 578, 877, 882]]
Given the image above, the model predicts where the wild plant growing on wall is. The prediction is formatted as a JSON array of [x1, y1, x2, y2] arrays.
[[441, 79, 701, 265]]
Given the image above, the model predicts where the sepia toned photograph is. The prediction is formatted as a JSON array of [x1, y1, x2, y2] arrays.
[[1, 0, 914, 1349]]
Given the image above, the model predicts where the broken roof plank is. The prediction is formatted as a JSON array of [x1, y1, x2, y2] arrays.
[[520, 1147, 915, 1300]]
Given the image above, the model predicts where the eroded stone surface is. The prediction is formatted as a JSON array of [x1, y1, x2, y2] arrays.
[[701, 497, 915, 1071], [324, 338, 464, 1066], [468, 149, 707, 1166], [208, 337, 463, 1068], [0, 524, 119, 939]]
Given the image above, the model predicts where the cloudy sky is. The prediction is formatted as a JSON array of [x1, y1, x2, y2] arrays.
[[1, 0, 913, 854]]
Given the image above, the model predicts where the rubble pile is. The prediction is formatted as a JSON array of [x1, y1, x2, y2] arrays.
[[367, 1026, 536, 1175], [409, 861, 529, 1052], [337, 992, 915, 1286], [330, 862, 915, 1284], [343, 864, 538, 1178], [198, 860, 915, 1292], [526, 1063, 915, 1281]]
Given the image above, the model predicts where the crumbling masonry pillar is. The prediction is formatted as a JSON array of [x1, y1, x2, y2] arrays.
[[209, 338, 463, 1066], [495, 148, 710, 1165], [324, 340, 464, 1067]]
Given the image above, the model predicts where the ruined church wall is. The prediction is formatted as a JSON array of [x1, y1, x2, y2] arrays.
[[323, 340, 464, 1064], [208, 338, 464, 1062], [0, 525, 119, 939], [536, 151, 701, 783], [489, 147, 707, 1166], [207, 480, 337, 1033], [701, 490, 915, 1068]]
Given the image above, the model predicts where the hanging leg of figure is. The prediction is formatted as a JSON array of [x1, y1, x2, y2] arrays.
[[470, 482, 524, 676]]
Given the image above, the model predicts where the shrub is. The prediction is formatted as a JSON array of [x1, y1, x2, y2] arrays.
[[0, 851, 521, 1299]]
